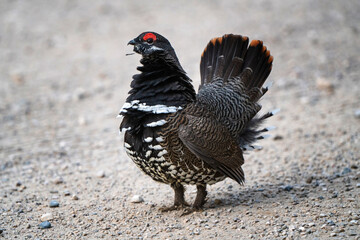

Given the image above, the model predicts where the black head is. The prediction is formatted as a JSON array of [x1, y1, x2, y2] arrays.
[[128, 32, 176, 58]]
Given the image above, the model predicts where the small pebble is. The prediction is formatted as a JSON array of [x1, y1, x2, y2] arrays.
[[64, 190, 71, 196], [356, 183, 360, 188], [49, 200, 59, 208], [16, 181, 22, 187], [53, 178, 64, 184], [306, 176, 313, 184], [41, 213, 53, 221], [349, 231, 357, 236], [39, 221, 51, 229], [350, 164, 358, 169], [327, 220, 336, 226], [349, 220, 358, 225], [342, 167, 351, 175], [73, 87, 88, 101], [78, 116, 87, 126], [283, 185, 293, 192], [316, 77, 334, 93], [354, 109, 360, 118], [273, 135, 283, 141], [330, 233, 337, 237], [72, 195, 79, 200], [130, 195, 144, 203], [96, 170, 106, 178]]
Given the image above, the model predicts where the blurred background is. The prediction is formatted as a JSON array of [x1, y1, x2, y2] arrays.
[[0, 0, 359, 239]]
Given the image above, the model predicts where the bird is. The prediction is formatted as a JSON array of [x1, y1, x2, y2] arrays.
[[119, 31, 277, 213]]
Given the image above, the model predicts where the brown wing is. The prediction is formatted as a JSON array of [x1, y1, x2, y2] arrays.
[[178, 113, 245, 184]]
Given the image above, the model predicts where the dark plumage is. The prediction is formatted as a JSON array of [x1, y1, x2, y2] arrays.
[[119, 32, 276, 212]]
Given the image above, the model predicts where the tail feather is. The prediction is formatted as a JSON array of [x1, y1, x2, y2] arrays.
[[243, 40, 273, 90], [200, 34, 249, 87], [223, 57, 243, 82], [200, 35, 273, 95]]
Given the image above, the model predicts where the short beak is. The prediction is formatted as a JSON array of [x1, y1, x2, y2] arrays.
[[127, 39, 136, 45]]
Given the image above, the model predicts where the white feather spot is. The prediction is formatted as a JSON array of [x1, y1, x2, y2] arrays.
[[160, 162, 170, 167], [120, 102, 132, 113], [144, 137, 153, 142], [124, 142, 131, 149], [156, 136, 164, 142], [125, 149, 135, 155], [120, 127, 131, 133], [158, 149, 168, 157], [145, 150, 152, 158], [149, 45, 163, 51], [120, 100, 182, 114], [146, 120, 167, 127], [149, 145, 163, 150]]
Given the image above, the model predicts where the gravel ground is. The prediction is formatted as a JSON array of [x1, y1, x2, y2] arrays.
[[1, 1, 359, 239]]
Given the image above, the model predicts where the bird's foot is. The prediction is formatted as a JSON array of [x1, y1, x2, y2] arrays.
[[180, 206, 203, 216], [160, 203, 190, 212]]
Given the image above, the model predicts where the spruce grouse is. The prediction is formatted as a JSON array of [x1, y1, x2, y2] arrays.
[[119, 32, 276, 211]]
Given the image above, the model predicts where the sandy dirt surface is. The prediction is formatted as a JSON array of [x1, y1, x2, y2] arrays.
[[1, 1, 359, 239]]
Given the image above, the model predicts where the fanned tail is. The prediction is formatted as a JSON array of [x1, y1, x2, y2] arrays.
[[199, 34, 274, 102], [199, 34, 276, 151], [200, 34, 249, 87]]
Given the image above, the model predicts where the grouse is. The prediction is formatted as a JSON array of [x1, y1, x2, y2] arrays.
[[119, 32, 276, 211]]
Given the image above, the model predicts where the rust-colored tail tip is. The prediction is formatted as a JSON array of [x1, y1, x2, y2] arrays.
[[210, 37, 223, 45], [250, 40, 263, 47], [268, 55, 274, 64]]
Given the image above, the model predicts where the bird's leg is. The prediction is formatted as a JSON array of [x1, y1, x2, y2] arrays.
[[173, 183, 188, 206], [160, 183, 189, 212], [181, 184, 207, 216], [193, 184, 207, 208]]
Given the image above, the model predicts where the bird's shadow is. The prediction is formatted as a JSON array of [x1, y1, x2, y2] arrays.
[[191, 172, 346, 212]]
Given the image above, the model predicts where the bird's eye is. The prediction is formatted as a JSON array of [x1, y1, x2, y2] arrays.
[[143, 33, 157, 44]]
